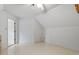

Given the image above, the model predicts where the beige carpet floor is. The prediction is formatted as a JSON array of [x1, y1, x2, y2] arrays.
[[1, 43, 79, 55]]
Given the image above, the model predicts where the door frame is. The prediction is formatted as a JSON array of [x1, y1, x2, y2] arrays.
[[8, 18, 17, 47]]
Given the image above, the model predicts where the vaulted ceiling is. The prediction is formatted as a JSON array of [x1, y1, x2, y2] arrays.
[[36, 4, 79, 28], [3, 4, 79, 28], [4, 4, 59, 18], [4, 4, 42, 18]]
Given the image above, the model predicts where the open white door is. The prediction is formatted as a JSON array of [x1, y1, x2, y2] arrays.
[[8, 19, 16, 46]]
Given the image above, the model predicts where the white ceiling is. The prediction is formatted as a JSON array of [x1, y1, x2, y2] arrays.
[[4, 4, 42, 18], [4, 4, 59, 18], [3, 4, 79, 28], [36, 4, 79, 28]]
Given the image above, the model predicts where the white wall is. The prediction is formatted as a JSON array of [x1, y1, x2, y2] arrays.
[[46, 27, 79, 51], [0, 11, 8, 50], [37, 5, 79, 51], [19, 18, 44, 44], [0, 5, 18, 50]]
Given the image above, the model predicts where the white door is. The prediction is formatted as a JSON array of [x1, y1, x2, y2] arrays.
[[8, 19, 16, 46]]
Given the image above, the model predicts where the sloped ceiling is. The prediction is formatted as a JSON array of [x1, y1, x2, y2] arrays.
[[4, 4, 79, 28], [4, 4, 59, 18], [4, 4, 42, 18], [36, 4, 79, 28]]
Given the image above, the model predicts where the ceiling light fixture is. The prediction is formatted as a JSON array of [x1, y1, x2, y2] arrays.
[[31, 4, 44, 10], [36, 4, 44, 10]]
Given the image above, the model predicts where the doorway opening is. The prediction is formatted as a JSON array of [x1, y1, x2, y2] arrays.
[[8, 18, 16, 47]]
